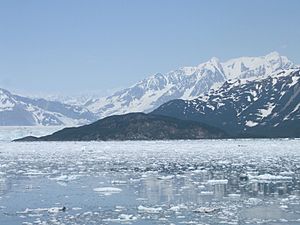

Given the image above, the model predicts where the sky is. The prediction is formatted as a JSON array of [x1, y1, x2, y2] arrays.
[[0, 0, 300, 97]]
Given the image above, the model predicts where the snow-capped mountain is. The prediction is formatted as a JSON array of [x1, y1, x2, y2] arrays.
[[0, 88, 97, 126], [152, 68, 300, 137], [42, 93, 101, 106], [86, 52, 295, 118], [1, 52, 296, 127]]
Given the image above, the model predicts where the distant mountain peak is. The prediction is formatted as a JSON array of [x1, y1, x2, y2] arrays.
[[152, 68, 300, 138], [2, 52, 296, 127], [265, 51, 280, 59], [0, 88, 97, 126], [85, 52, 295, 118], [197, 56, 222, 69], [209, 56, 220, 64]]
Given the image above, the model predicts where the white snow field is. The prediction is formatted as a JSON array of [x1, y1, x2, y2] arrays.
[[0, 137, 300, 224]]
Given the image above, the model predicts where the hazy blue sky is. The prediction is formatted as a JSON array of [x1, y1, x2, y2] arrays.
[[0, 0, 299, 96]]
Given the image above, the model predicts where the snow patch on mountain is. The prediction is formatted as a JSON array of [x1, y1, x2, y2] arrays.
[[0, 88, 97, 126], [152, 68, 300, 137], [86, 52, 296, 118]]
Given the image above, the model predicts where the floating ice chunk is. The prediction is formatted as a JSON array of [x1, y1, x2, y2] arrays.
[[24, 170, 48, 176], [18, 207, 66, 214], [138, 205, 162, 214], [114, 206, 125, 212], [245, 198, 263, 205], [280, 205, 288, 209], [82, 211, 93, 217], [157, 175, 174, 180], [193, 207, 219, 213], [118, 214, 137, 221], [245, 120, 259, 127], [193, 169, 208, 174], [249, 174, 292, 183], [206, 179, 228, 185], [200, 191, 214, 195], [181, 185, 190, 190], [169, 204, 188, 212], [49, 175, 79, 182], [103, 214, 138, 223], [93, 187, 122, 195], [228, 193, 241, 198], [280, 171, 294, 176], [56, 182, 67, 187], [72, 207, 82, 211], [136, 197, 148, 201], [48, 207, 65, 213], [198, 185, 205, 189], [111, 180, 127, 185]]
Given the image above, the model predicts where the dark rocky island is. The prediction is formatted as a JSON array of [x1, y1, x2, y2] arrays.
[[14, 113, 227, 141]]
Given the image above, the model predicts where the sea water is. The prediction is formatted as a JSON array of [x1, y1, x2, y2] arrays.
[[0, 132, 300, 224]]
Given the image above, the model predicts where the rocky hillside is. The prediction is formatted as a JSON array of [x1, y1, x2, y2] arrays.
[[152, 68, 300, 138], [15, 113, 227, 141]]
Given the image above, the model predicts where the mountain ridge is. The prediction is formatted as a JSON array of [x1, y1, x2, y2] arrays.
[[13, 68, 300, 140], [1, 52, 298, 126], [152, 68, 300, 137], [14, 113, 228, 141], [0, 88, 97, 126], [86, 52, 296, 118]]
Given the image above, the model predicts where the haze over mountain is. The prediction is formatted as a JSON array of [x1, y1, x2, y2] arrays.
[[0, 88, 97, 126]]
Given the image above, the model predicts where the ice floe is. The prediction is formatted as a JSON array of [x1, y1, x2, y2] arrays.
[[93, 187, 122, 195], [0, 139, 300, 224], [138, 205, 163, 214]]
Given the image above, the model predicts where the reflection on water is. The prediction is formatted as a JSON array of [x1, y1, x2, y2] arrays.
[[0, 140, 300, 224], [0, 177, 7, 194]]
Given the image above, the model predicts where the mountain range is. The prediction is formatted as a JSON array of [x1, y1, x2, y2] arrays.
[[0, 88, 97, 126], [85, 52, 295, 117], [1, 52, 299, 128], [152, 68, 300, 138], [16, 67, 300, 140]]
